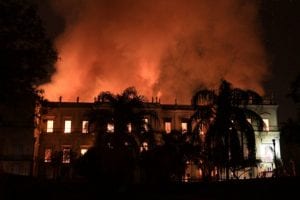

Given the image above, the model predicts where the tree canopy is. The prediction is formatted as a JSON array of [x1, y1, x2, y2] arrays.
[[190, 80, 264, 180], [288, 74, 300, 104], [0, 0, 57, 104], [76, 87, 158, 185]]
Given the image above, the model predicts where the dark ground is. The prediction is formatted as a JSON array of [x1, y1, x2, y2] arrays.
[[0, 174, 299, 200]]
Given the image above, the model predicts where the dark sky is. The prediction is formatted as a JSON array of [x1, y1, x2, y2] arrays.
[[36, 0, 300, 124], [259, 0, 300, 124]]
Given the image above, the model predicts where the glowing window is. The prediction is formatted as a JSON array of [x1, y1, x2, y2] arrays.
[[199, 124, 205, 135], [64, 120, 72, 133], [263, 119, 269, 131], [62, 148, 71, 163], [127, 123, 132, 133], [165, 122, 171, 134], [80, 148, 88, 156], [260, 144, 273, 162], [140, 142, 148, 152], [144, 118, 149, 123], [181, 122, 188, 133], [143, 118, 149, 132], [247, 118, 251, 124], [107, 123, 114, 133], [82, 121, 89, 133], [44, 148, 52, 163], [46, 120, 54, 133]]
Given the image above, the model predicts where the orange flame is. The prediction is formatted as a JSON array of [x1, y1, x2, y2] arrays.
[[41, 0, 268, 103]]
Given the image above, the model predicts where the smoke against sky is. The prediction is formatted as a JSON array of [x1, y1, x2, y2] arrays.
[[41, 0, 268, 103]]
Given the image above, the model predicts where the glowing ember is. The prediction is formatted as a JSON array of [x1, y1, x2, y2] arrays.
[[41, 0, 268, 103]]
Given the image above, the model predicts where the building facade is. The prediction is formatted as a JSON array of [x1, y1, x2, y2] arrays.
[[0, 103, 36, 176], [33, 98, 281, 180]]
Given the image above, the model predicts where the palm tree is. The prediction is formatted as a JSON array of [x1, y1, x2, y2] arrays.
[[91, 87, 157, 150], [190, 80, 264, 180], [79, 87, 157, 185]]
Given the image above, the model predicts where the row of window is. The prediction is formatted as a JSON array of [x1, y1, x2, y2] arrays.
[[45, 118, 269, 134], [43, 142, 150, 163], [46, 120, 89, 133], [46, 119, 188, 134], [44, 147, 89, 163]]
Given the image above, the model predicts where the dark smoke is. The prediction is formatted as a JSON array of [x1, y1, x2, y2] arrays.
[[41, 0, 268, 103]]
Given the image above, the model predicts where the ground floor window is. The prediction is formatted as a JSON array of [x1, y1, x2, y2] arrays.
[[44, 148, 52, 163], [62, 148, 71, 163]]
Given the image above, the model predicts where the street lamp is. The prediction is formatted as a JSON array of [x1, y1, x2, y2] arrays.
[[272, 139, 277, 177], [272, 139, 276, 156]]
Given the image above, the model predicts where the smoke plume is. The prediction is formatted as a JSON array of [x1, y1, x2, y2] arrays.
[[41, 0, 268, 104]]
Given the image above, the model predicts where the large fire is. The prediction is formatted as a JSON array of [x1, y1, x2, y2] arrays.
[[41, 0, 268, 103]]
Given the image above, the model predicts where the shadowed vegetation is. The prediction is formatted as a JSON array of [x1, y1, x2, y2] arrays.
[[190, 80, 264, 180]]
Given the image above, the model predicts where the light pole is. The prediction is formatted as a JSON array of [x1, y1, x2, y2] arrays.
[[272, 139, 276, 156], [272, 139, 277, 177]]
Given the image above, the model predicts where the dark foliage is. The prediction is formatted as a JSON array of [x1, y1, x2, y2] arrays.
[[280, 119, 300, 176], [0, 0, 57, 105], [287, 74, 300, 103], [190, 80, 264, 180], [74, 87, 158, 186]]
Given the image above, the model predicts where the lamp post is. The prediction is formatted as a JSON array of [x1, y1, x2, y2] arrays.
[[272, 139, 276, 156], [272, 139, 277, 177]]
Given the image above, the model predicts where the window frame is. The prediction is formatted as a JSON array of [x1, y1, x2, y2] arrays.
[[46, 120, 54, 133], [82, 120, 89, 134], [164, 121, 172, 134], [263, 118, 270, 131], [62, 147, 71, 164], [64, 120, 72, 133], [107, 122, 114, 133], [181, 122, 188, 134], [44, 148, 52, 163]]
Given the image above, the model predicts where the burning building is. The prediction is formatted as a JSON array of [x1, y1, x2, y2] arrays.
[[33, 95, 280, 181], [0, 0, 279, 180]]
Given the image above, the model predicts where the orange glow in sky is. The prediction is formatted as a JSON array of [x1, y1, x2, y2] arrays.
[[41, 0, 268, 103]]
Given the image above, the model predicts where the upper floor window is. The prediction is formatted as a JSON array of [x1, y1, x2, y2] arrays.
[[107, 123, 114, 133], [64, 120, 72, 133], [247, 118, 251, 124], [82, 121, 89, 134], [62, 148, 71, 163], [127, 123, 132, 133], [199, 124, 205, 135], [143, 118, 149, 132], [140, 142, 149, 152], [46, 120, 54, 133], [144, 118, 149, 123], [80, 148, 88, 156], [44, 148, 52, 163], [181, 122, 188, 134], [165, 121, 171, 134], [263, 119, 269, 131]]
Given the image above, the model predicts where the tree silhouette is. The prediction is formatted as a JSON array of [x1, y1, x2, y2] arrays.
[[287, 74, 300, 104], [281, 74, 300, 176], [280, 119, 300, 176], [191, 80, 264, 180], [76, 87, 158, 186], [0, 0, 57, 130], [0, 0, 57, 176], [0, 0, 57, 104]]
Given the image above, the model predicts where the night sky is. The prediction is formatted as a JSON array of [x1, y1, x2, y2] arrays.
[[35, 0, 300, 124], [259, 0, 300, 123]]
